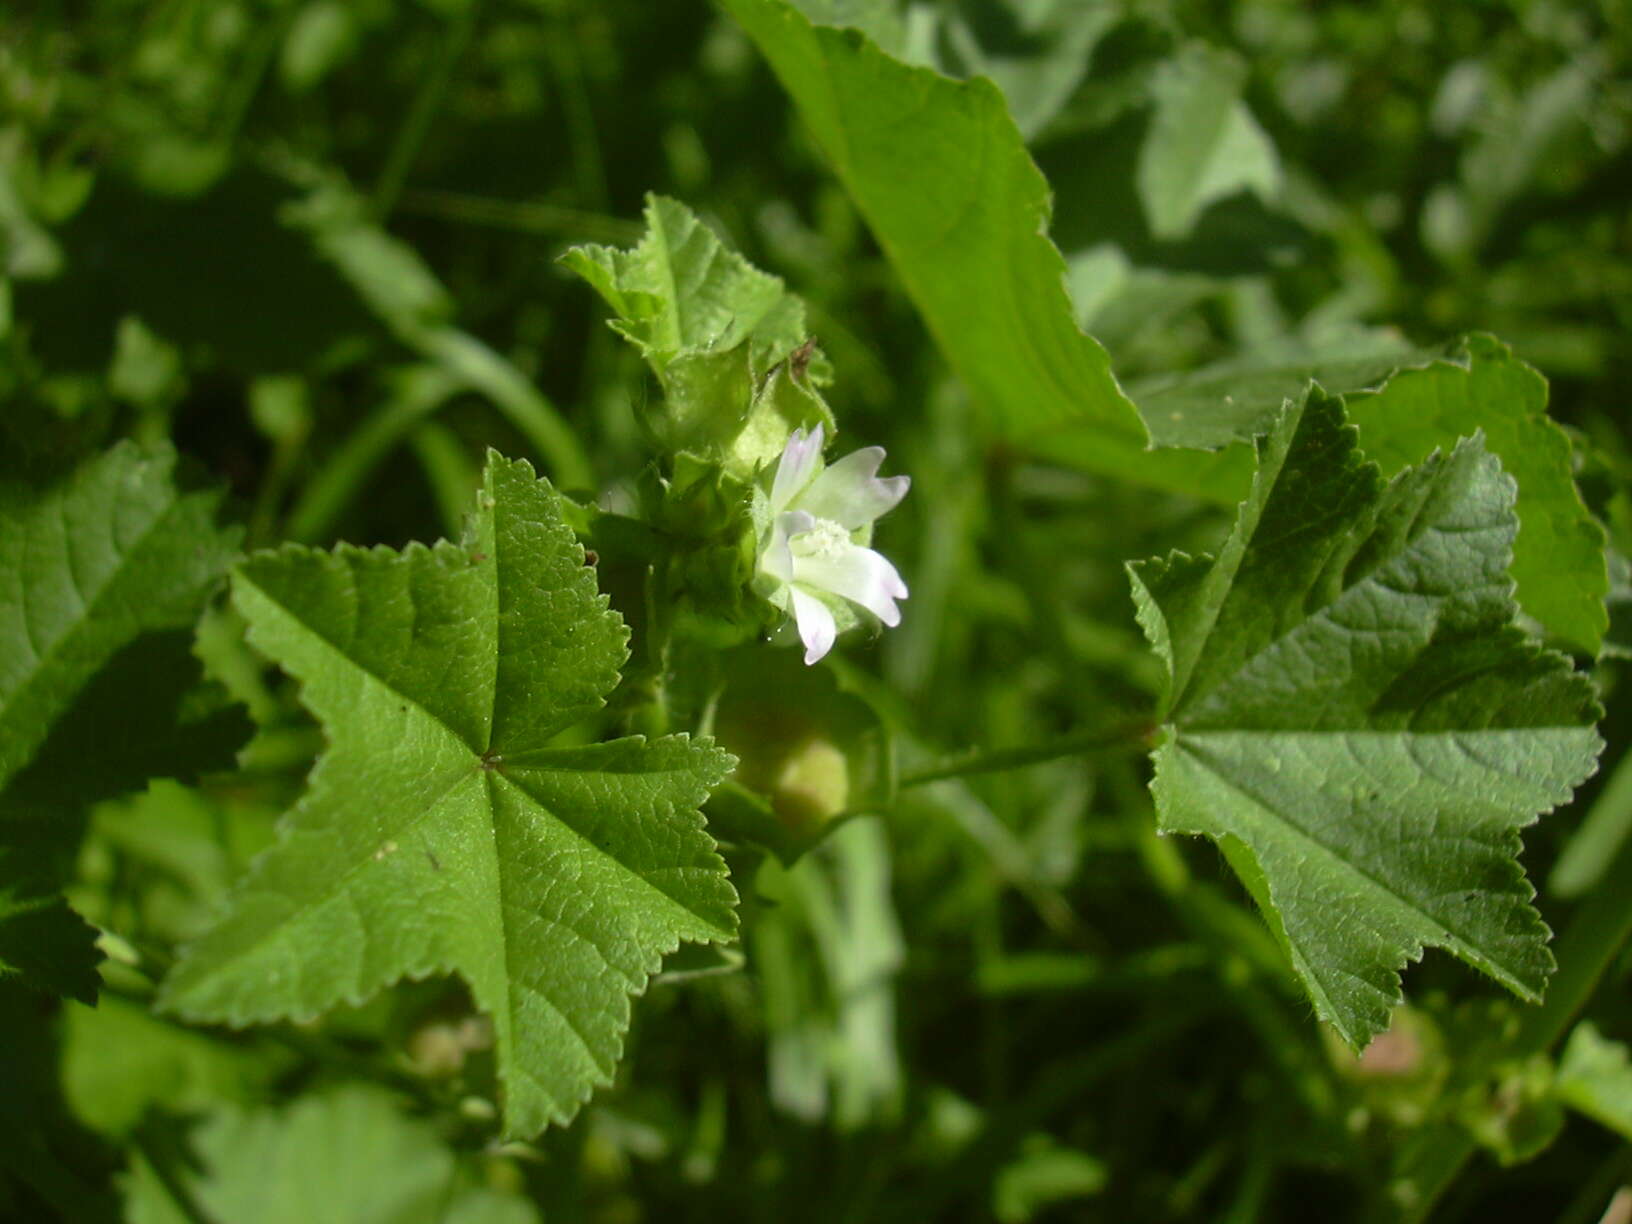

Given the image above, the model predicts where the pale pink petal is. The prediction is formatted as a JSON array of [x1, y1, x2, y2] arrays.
[[798, 446, 910, 528], [761, 510, 813, 584], [770, 423, 825, 514], [789, 586, 838, 664], [793, 541, 908, 627]]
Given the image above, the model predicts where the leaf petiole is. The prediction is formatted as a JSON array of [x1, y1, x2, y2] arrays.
[[897, 717, 1154, 789]]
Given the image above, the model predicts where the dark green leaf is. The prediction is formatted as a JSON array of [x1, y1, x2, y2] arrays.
[[1130, 388, 1602, 1047]]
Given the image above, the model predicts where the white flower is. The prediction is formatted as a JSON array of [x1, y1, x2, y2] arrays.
[[757, 424, 910, 664]]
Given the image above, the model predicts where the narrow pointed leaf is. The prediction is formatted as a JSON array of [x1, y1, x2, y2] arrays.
[[720, 0, 1242, 497], [159, 453, 738, 1136], [1129, 388, 1601, 1047]]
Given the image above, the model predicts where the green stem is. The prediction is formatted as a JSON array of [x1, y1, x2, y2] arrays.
[[408, 419, 478, 538], [897, 717, 1153, 788], [545, 12, 608, 209], [417, 328, 593, 492], [905, 1005, 1212, 1216], [396, 188, 640, 244], [247, 380, 313, 550], [373, 1, 480, 219], [132, 1127, 221, 1224], [214, 6, 289, 149], [636, 564, 674, 737], [1387, 828, 1632, 1222], [1550, 744, 1632, 898], [285, 366, 459, 544]]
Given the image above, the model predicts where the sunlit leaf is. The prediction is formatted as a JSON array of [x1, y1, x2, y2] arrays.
[[160, 453, 737, 1136]]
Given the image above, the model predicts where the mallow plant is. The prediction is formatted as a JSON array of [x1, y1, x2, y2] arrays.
[[2, 4, 1629, 1222]]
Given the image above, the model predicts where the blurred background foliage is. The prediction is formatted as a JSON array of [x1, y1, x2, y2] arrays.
[[2, 0, 1631, 1220]]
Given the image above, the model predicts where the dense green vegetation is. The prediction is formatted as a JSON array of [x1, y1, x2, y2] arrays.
[[3, 2, 1630, 1220]]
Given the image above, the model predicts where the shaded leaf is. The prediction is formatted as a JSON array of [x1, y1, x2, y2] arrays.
[[1556, 1020, 1632, 1141], [0, 443, 241, 795], [1346, 333, 1607, 655], [1137, 43, 1281, 241], [124, 1084, 540, 1224], [0, 442, 242, 998], [1129, 327, 1430, 451], [0, 850, 99, 1003], [62, 993, 287, 1136]]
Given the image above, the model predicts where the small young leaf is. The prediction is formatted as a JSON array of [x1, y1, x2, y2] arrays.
[[1129, 387, 1601, 1048], [562, 194, 820, 455], [159, 453, 738, 1136], [564, 193, 807, 376]]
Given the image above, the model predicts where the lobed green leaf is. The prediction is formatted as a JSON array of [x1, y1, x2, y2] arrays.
[[1130, 387, 1602, 1047], [159, 452, 738, 1136]]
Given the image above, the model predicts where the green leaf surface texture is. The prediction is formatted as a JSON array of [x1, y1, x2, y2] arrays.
[[159, 454, 737, 1136], [1346, 333, 1607, 655], [1129, 387, 1602, 1047], [1129, 327, 1432, 452], [720, 0, 1238, 494], [0, 442, 240, 999], [124, 1084, 540, 1224], [0, 441, 241, 795], [563, 193, 807, 375]]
